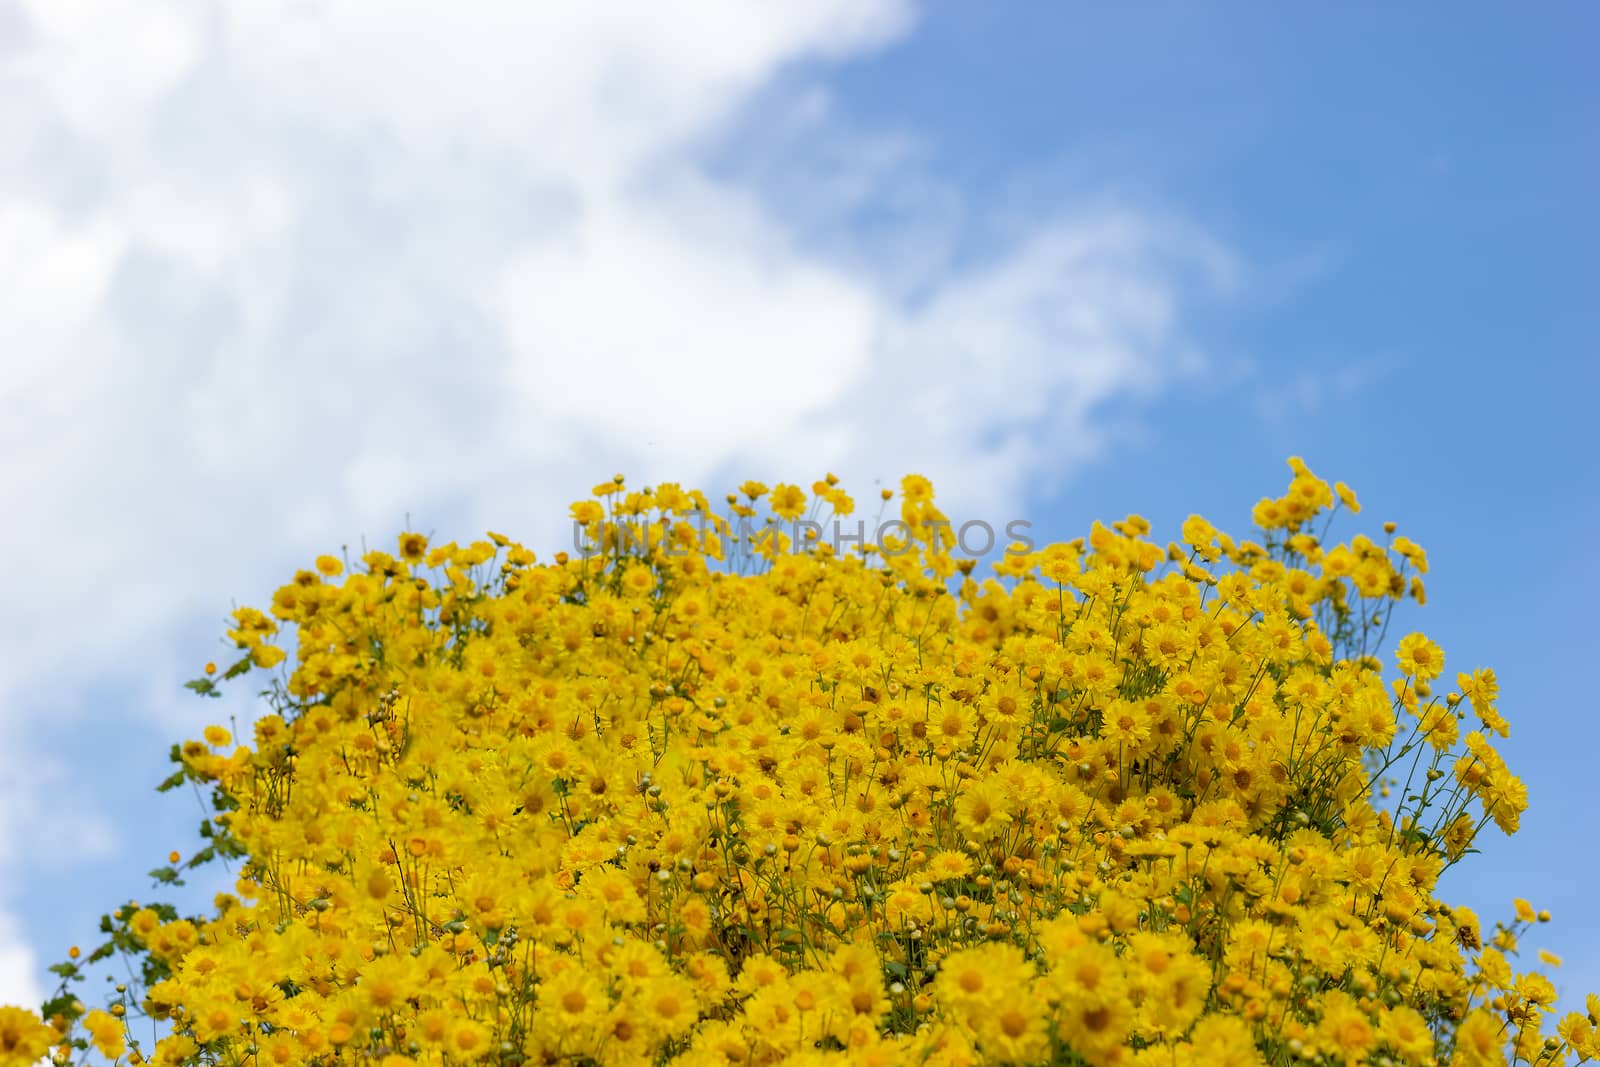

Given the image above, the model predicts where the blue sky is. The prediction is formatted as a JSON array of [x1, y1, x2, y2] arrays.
[[2, 0, 1597, 1022]]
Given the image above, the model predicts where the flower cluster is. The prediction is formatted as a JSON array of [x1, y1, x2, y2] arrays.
[[8, 460, 1596, 1067]]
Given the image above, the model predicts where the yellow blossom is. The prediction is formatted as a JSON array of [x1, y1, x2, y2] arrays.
[[4, 464, 1582, 1067]]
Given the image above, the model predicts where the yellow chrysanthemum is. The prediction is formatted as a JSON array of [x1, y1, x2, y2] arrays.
[[1396, 632, 1444, 681], [0, 1007, 56, 1067], [4, 463, 1578, 1067]]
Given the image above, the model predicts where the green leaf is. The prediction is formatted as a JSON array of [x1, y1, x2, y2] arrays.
[[184, 678, 221, 699], [47, 961, 80, 980], [223, 654, 254, 680], [39, 992, 82, 1022], [148, 866, 184, 887]]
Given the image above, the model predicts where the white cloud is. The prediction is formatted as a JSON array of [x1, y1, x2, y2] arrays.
[[0, 912, 42, 1010], [0, 0, 1233, 1005], [1251, 363, 1376, 424]]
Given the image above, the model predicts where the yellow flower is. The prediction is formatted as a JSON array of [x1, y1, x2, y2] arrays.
[[1334, 481, 1360, 512], [977, 997, 1050, 1063], [900, 474, 933, 506], [935, 943, 1033, 1017], [1419, 704, 1459, 751], [924, 850, 973, 882], [769, 483, 806, 520], [36, 461, 1585, 1067], [953, 779, 1013, 841], [1392, 535, 1429, 574], [1451, 1008, 1507, 1067], [0, 1007, 56, 1067], [1395, 632, 1444, 681], [1315, 991, 1376, 1064], [597, 1008, 655, 1063], [250, 642, 286, 669], [1380, 1005, 1434, 1064], [1518, 971, 1558, 1007], [83, 1009, 126, 1060], [1057, 993, 1134, 1061], [569, 500, 604, 531], [1459, 667, 1509, 737], [357, 954, 417, 1012], [1101, 698, 1153, 751], [397, 531, 428, 563], [1181, 514, 1218, 548], [637, 973, 699, 1039], [447, 1018, 491, 1061], [536, 965, 606, 1045]]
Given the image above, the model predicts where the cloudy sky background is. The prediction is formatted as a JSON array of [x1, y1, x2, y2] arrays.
[[2, 0, 1597, 1017]]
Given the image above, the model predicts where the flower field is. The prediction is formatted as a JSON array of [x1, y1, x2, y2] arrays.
[[2, 458, 1593, 1067]]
